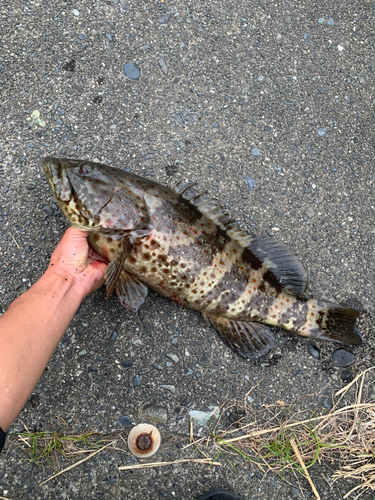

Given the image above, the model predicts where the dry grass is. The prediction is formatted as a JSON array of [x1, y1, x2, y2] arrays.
[[190, 367, 375, 499], [10, 368, 375, 498]]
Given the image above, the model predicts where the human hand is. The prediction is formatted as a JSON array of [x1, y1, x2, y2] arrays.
[[47, 227, 107, 300]]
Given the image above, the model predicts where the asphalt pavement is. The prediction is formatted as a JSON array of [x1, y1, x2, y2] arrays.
[[0, 1, 374, 499]]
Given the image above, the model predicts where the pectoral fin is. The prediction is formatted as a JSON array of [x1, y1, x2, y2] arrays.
[[104, 236, 132, 298], [116, 271, 148, 312], [206, 316, 275, 360]]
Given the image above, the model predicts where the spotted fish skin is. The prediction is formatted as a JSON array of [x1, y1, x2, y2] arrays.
[[43, 157, 361, 359]]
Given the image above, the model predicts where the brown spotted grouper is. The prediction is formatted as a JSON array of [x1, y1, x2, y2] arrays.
[[42, 157, 361, 359]]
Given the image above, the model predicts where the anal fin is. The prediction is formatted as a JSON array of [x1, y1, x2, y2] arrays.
[[206, 316, 275, 360], [105, 236, 132, 299], [116, 271, 148, 312]]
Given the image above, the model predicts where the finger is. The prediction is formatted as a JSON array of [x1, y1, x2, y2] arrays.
[[65, 227, 92, 240]]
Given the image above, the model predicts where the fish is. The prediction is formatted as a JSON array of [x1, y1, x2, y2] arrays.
[[42, 157, 361, 360]]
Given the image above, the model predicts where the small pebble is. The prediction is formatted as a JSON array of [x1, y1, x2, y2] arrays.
[[318, 127, 327, 137], [132, 338, 142, 346], [109, 485, 121, 497], [171, 337, 179, 346], [106, 34, 113, 42], [332, 349, 355, 367], [307, 343, 320, 359], [251, 147, 260, 156], [110, 330, 118, 341], [122, 360, 134, 367], [77, 34, 87, 40], [158, 58, 168, 75], [152, 363, 163, 371], [140, 402, 168, 424], [318, 18, 325, 24], [60, 339, 70, 350], [166, 353, 179, 364], [72, 9, 79, 16], [318, 395, 333, 410], [124, 62, 141, 80], [318, 387, 333, 410], [327, 18, 335, 26], [160, 384, 176, 394], [118, 415, 132, 427], [198, 353, 208, 365], [158, 14, 170, 24], [337, 41, 349, 53], [304, 207, 316, 219], [133, 375, 141, 387], [245, 176, 255, 191], [40, 205, 54, 217]]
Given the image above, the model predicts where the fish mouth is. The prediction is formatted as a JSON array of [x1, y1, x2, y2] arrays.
[[42, 157, 62, 193], [42, 157, 74, 202]]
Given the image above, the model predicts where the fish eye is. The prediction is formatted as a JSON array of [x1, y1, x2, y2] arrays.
[[80, 163, 92, 174]]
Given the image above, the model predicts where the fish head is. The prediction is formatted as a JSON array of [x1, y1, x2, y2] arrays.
[[42, 157, 149, 231]]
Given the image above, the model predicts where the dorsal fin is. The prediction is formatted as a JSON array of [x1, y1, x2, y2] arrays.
[[247, 236, 308, 296], [169, 178, 253, 246], [169, 178, 308, 297]]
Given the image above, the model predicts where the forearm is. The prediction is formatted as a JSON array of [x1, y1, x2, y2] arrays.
[[0, 270, 82, 431]]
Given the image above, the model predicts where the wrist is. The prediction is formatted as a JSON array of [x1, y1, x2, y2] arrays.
[[37, 267, 83, 303], [42, 263, 96, 302]]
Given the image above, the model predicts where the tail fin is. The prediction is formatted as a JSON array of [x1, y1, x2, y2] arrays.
[[307, 302, 361, 345]]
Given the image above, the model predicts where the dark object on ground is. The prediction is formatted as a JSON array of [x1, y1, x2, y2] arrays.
[[197, 489, 244, 500]]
